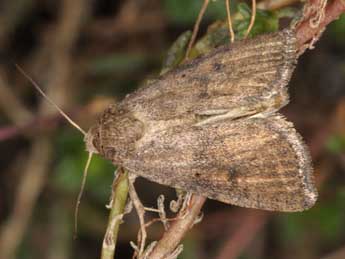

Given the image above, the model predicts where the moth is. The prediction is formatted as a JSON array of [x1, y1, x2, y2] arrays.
[[23, 29, 318, 212], [82, 28, 318, 212]]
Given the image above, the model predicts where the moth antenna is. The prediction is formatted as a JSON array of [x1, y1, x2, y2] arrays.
[[15, 64, 86, 136], [185, 0, 210, 59], [244, 0, 256, 37], [74, 151, 94, 238], [225, 0, 235, 42]]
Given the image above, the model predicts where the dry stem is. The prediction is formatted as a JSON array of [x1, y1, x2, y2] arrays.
[[128, 174, 148, 258], [101, 169, 130, 259], [148, 195, 207, 259], [245, 0, 257, 37], [185, 0, 210, 59], [296, 0, 345, 49], [225, 0, 235, 42]]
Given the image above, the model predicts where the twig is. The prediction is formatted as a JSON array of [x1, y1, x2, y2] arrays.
[[296, 0, 345, 49], [128, 174, 148, 258], [245, 0, 257, 37], [185, 0, 210, 59], [225, 0, 235, 42], [101, 169, 130, 259], [148, 195, 207, 259]]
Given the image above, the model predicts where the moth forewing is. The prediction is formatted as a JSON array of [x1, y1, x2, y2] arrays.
[[120, 29, 296, 124], [119, 114, 317, 212]]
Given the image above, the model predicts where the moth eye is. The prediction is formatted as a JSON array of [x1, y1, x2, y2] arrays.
[[181, 74, 186, 78]]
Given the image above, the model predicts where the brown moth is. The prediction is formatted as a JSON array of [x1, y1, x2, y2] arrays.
[[83, 28, 317, 212]]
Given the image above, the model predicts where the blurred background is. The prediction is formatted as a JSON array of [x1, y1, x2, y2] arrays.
[[0, 0, 344, 258]]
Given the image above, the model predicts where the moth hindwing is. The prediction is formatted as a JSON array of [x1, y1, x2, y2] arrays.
[[86, 29, 317, 212]]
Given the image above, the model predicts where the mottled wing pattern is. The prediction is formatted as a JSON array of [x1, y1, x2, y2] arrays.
[[122, 114, 317, 212], [121, 29, 297, 121]]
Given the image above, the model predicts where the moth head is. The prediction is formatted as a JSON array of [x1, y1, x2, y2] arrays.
[[85, 111, 144, 162], [84, 126, 100, 155]]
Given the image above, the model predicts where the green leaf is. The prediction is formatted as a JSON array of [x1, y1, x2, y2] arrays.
[[161, 30, 192, 74], [326, 134, 345, 153], [276, 7, 299, 19], [191, 21, 229, 57], [235, 4, 279, 38], [237, 2, 252, 19]]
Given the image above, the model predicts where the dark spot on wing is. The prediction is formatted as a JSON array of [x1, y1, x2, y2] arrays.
[[228, 167, 238, 180], [214, 62, 224, 71]]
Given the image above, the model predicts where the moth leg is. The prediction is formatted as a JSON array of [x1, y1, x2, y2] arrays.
[[128, 174, 147, 258], [169, 189, 187, 213], [225, 0, 235, 42], [169, 190, 194, 218], [142, 241, 158, 259], [185, 0, 210, 59], [166, 244, 184, 259], [179, 192, 193, 218], [157, 195, 169, 230]]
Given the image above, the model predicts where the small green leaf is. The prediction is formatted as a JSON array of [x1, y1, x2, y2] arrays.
[[237, 3, 252, 19], [191, 21, 229, 57], [161, 30, 192, 74], [276, 7, 299, 19], [326, 134, 345, 153], [235, 4, 279, 38]]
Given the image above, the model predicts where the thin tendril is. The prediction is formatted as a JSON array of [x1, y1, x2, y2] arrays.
[[225, 0, 235, 42]]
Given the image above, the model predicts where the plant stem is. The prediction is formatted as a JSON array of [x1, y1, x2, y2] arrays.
[[148, 195, 207, 259], [101, 169, 129, 259]]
